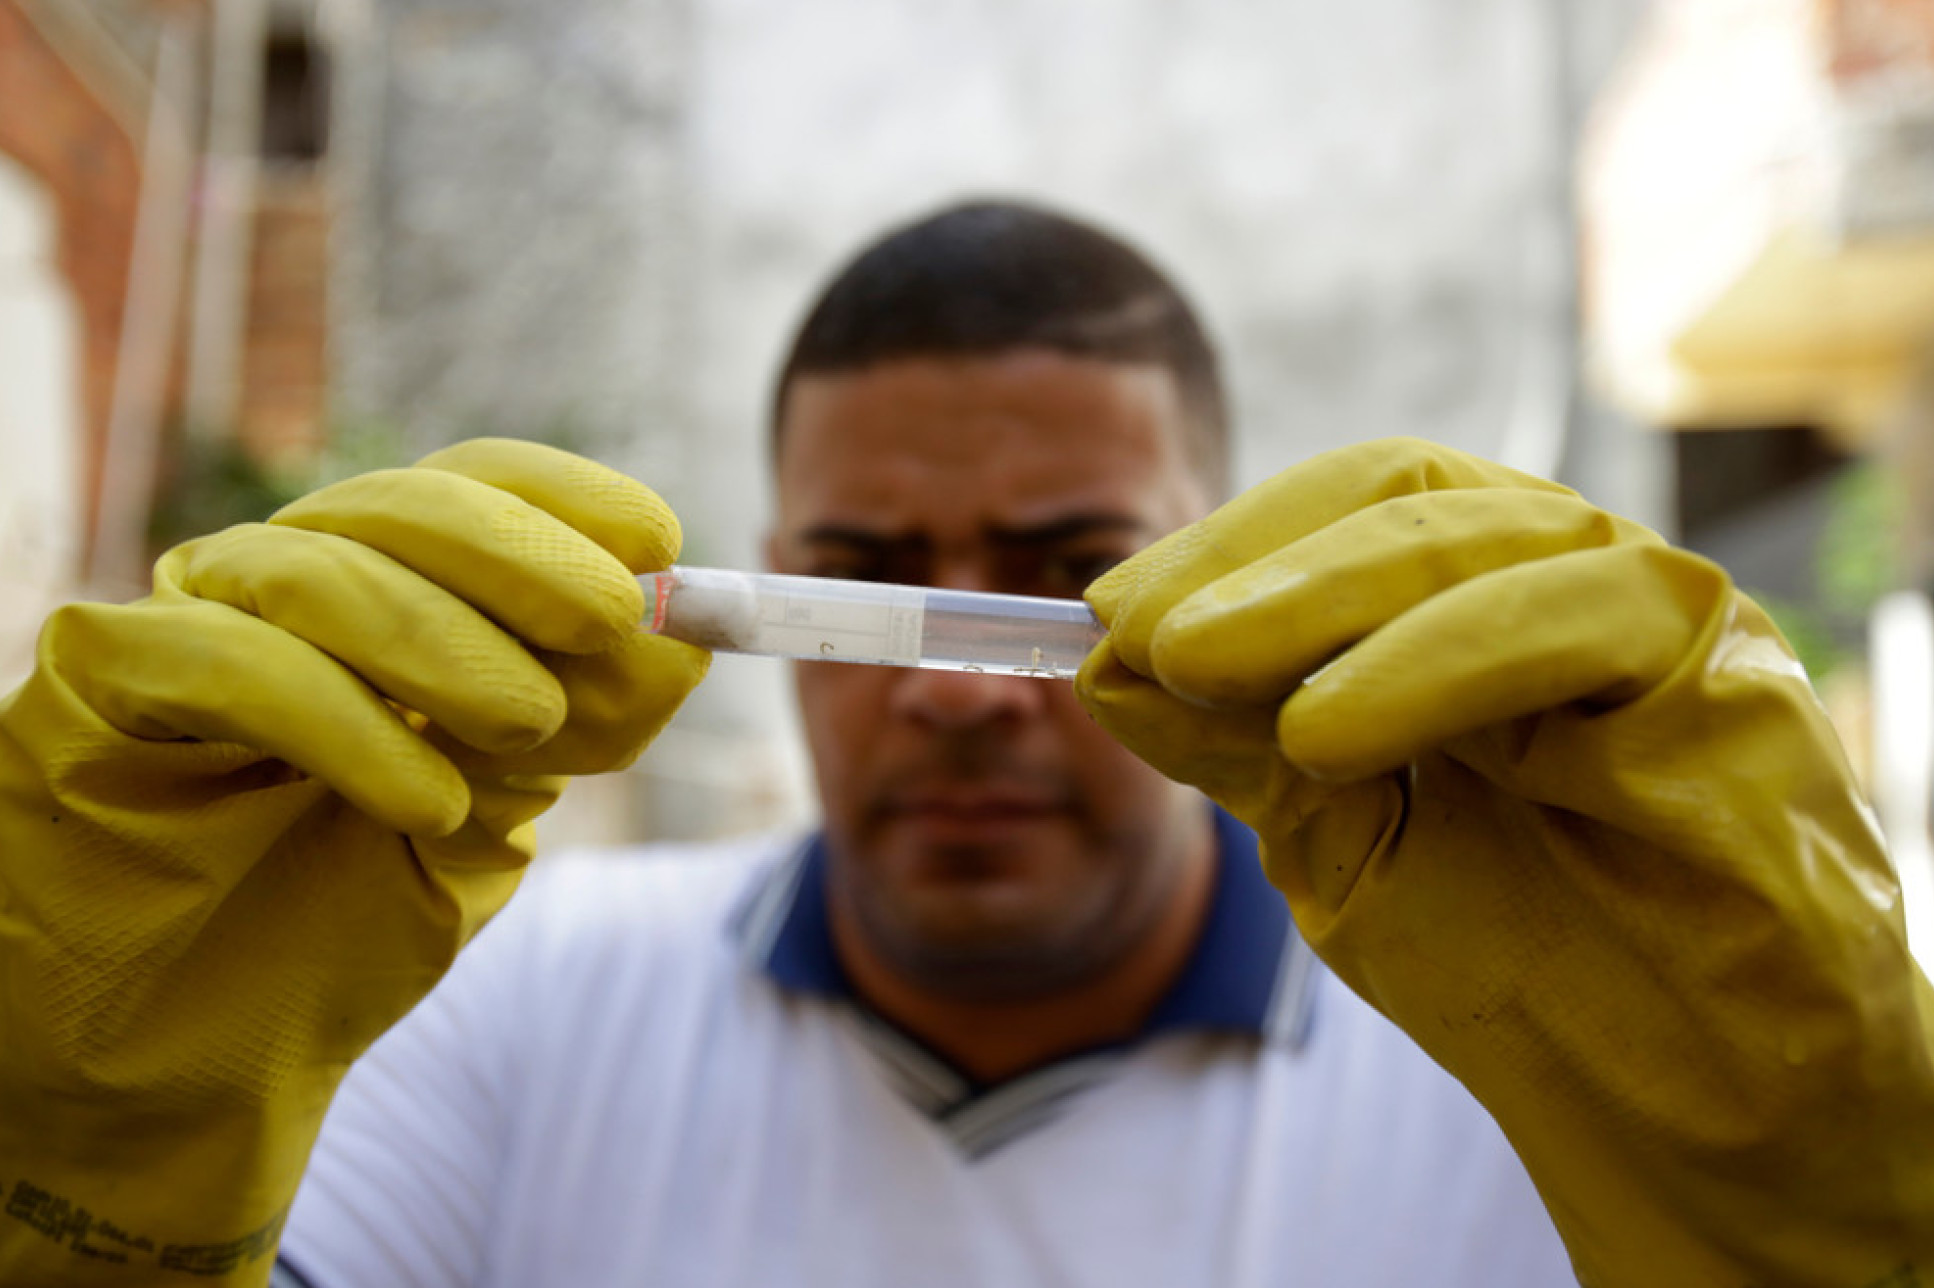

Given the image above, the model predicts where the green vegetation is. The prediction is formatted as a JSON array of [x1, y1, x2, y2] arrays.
[[1748, 461, 1903, 682]]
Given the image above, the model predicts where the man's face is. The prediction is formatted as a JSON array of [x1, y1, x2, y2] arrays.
[[770, 350, 1217, 1002]]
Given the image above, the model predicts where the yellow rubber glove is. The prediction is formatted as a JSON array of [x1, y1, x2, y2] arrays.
[[1079, 437, 1934, 1287], [0, 438, 707, 1284]]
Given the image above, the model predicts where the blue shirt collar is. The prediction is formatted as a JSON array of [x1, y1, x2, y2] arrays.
[[751, 808, 1311, 1043]]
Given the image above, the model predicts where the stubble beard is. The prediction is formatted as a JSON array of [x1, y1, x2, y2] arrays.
[[829, 807, 1186, 1006]]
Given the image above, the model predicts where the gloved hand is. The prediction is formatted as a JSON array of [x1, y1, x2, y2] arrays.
[[1079, 437, 1934, 1286], [0, 438, 707, 1283]]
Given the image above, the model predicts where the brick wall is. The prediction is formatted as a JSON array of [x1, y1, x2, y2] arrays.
[[241, 171, 329, 465], [1822, 0, 1934, 84], [0, 0, 143, 546]]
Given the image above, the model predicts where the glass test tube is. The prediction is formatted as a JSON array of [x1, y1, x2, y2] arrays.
[[642, 566, 1106, 679]]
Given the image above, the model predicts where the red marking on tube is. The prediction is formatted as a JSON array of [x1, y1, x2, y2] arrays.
[[647, 572, 673, 633]]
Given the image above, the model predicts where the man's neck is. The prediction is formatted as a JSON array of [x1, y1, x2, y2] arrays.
[[828, 841, 1220, 1085]]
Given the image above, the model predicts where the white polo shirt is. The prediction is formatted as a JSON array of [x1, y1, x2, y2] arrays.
[[277, 812, 1575, 1286]]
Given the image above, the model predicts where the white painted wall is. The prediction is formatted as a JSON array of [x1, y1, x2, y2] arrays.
[[0, 156, 83, 690]]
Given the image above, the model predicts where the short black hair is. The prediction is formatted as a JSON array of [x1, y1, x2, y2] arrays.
[[771, 199, 1229, 496]]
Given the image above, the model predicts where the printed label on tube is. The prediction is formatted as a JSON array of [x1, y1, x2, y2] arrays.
[[754, 584, 926, 666]]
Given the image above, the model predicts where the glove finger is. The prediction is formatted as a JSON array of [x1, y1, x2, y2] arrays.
[[1147, 489, 1658, 706], [46, 598, 471, 836], [161, 525, 568, 754], [412, 437, 683, 574], [1079, 641, 1397, 919], [1076, 641, 1330, 821], [269, 467, 646, 654], [1275, 543, 1733, 782], [438, 632, 711, 778], [1089, 436, 1573, 677]]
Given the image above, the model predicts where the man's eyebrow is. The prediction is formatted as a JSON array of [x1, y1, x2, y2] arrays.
[[792, 516, 1146, 548], [985, 515, 1148, 547], [792, 525, 926, 548]]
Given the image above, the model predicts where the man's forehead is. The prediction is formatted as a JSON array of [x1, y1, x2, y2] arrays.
[[772, 448, 1192, 544], [773, 353, 1208, 527]]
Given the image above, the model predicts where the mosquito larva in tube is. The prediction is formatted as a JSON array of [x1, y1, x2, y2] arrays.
[[641, 566, 1106, 679]]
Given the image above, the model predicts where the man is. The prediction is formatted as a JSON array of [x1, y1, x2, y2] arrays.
[[1, 201, 1928, 1286], [276, 201, 1571, 1285]]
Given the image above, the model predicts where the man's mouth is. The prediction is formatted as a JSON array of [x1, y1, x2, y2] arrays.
[[873, 781, 1072, 835]]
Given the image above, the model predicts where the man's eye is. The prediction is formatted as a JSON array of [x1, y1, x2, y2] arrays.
[[1030, 551, 1129, 599], [802, 547, 927, 585], [807, 559, 888, 583]]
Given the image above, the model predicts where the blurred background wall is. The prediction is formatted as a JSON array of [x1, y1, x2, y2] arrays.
[[5, 0, 1932, 958]]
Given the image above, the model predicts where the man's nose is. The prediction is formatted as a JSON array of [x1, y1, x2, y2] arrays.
[[890, 558, 1052, 729], [889, 662, 1050, 730]]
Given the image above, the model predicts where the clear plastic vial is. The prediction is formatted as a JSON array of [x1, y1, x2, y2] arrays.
[[642, 566, 1105, 679]]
